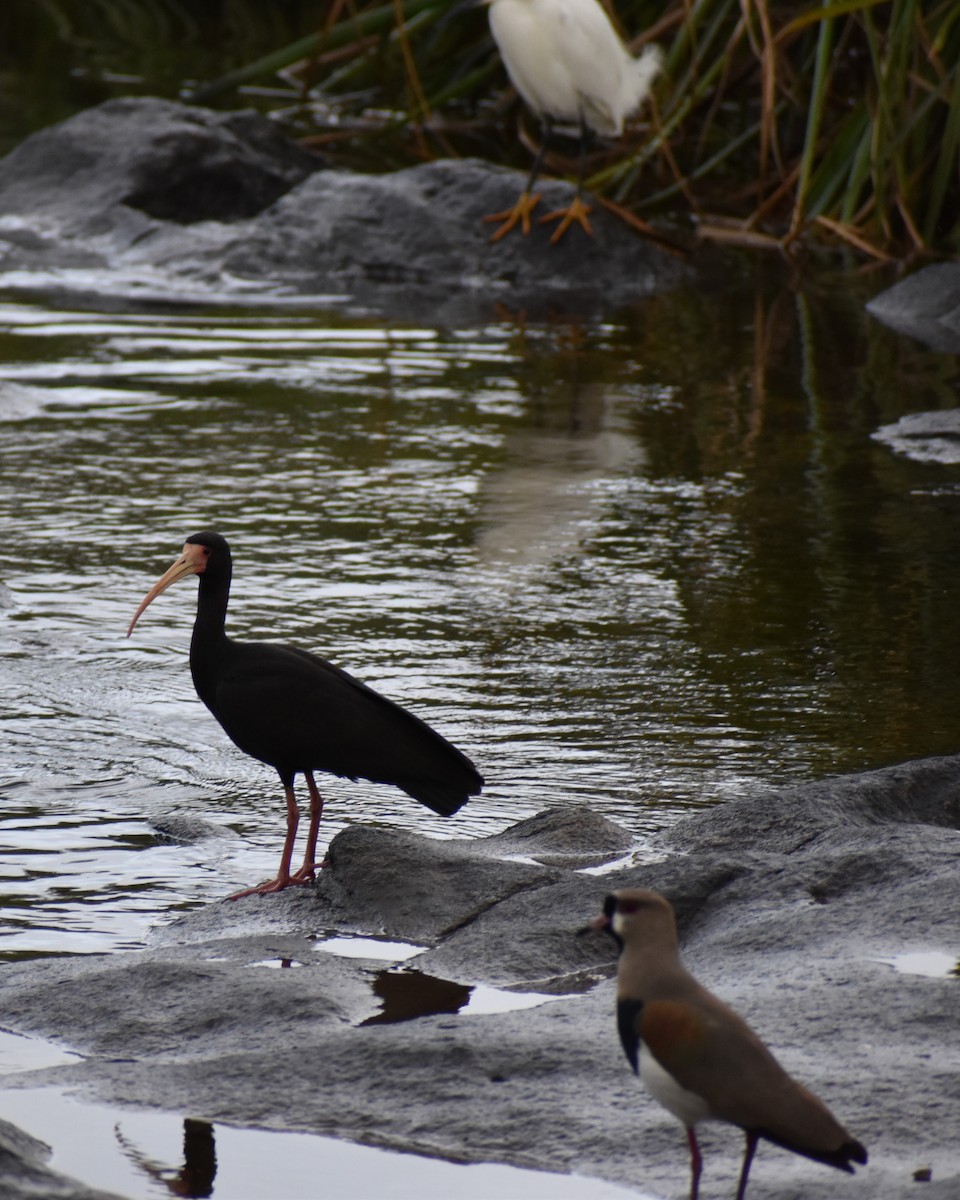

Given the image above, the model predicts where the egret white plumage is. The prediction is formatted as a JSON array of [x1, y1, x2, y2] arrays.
[[484, 0, 662, 244]]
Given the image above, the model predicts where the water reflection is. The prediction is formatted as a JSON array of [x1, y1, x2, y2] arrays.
[[0, 1085, 649, 1199], [117, 1117, 217, 1199], [2, 257, 960, 959], [361, 970, 471, 1026], [476, 381, 644, 567], [360, 969, 589, 1026]]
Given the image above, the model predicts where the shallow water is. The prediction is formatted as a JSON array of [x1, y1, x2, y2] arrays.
[[0, 1029, 649, 1200], [2, 257, 960, 964]]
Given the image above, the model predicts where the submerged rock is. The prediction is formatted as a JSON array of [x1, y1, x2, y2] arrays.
[[0, 96, 687, 320], [148, 810, 240, 844], [867, 263, 960, 353], [0, 380, 64, 422], [0, 762, 957, 1198], [873, 409, 960, 465]]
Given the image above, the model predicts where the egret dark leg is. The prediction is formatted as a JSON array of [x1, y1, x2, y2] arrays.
[[290, 770, 325, 882], [227, 783, 300, 900], [735, 1132, 758, 1200], [686, 1127, 702, 1200], [539, 117, 594, 243], [483, 116, 553, 241]]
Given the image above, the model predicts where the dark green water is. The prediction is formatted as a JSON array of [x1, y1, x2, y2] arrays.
[[2, 255, 959, 959]]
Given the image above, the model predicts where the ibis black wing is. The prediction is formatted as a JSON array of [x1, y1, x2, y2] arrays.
[[206, 640, 482, 815]]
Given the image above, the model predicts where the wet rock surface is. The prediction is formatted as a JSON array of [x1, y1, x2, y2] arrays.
[[0, 761, 958, 1200], [0, 96, 688, 322], [0, 1116, 127, 1200]]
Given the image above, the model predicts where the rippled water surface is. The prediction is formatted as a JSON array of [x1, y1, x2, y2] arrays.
[[2, 259, 960, 960]]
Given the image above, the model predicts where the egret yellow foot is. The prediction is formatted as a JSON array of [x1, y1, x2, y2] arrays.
[[483, 191, 542, 242], [539, 197, 594, 244]]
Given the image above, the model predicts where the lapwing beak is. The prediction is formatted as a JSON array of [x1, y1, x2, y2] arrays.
[[576, 912, 612, 937]]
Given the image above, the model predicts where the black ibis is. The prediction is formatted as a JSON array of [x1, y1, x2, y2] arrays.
[[127, 531, 482, 899]]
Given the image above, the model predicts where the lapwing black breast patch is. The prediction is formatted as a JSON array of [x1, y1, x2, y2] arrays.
[[617, 998, 644, 1074]]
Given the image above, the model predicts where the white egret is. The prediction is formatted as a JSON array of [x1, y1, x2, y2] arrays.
[[483, 0, 662, 244]]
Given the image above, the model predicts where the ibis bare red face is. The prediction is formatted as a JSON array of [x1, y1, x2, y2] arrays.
[[126, 540, 211, 637]]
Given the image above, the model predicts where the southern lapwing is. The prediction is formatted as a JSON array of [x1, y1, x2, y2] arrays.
[[589, 887, 867, 1199]]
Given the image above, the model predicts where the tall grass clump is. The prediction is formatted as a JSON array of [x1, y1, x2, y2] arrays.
[[201, 0, 956, 259], [7, 0, 958, 257]]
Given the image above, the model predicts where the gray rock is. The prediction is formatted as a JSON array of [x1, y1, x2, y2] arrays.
[[414, 872, 613, 989], [218, 157, 689, 320], [480, 802, 635, 868], [0, 1116, 126, 1200], [0, 96, 688, 320], [0, 765, 956, 1199], [0, 96, 320, 225], [867, 263, 960, 352]]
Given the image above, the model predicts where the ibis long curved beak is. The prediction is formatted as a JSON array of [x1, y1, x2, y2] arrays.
[[127, 541, 209, 637]]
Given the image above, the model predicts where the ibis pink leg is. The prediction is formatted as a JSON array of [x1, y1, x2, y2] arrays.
[[228, 784, 300, 900], [290, 771, 325, 882]]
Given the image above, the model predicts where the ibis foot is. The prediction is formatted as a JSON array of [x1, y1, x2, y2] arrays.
[[227, 874, 302, 900], [289, 861, 326, 884]]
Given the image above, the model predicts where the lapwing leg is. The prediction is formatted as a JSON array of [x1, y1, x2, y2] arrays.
[[686, 1126, 703, 1200], [484, 116, 552, 241], [228, 783, 299, 899], [538, 117, 594, 244], [290, 770, 325, 882], [735, 1131, 759, 1200]]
